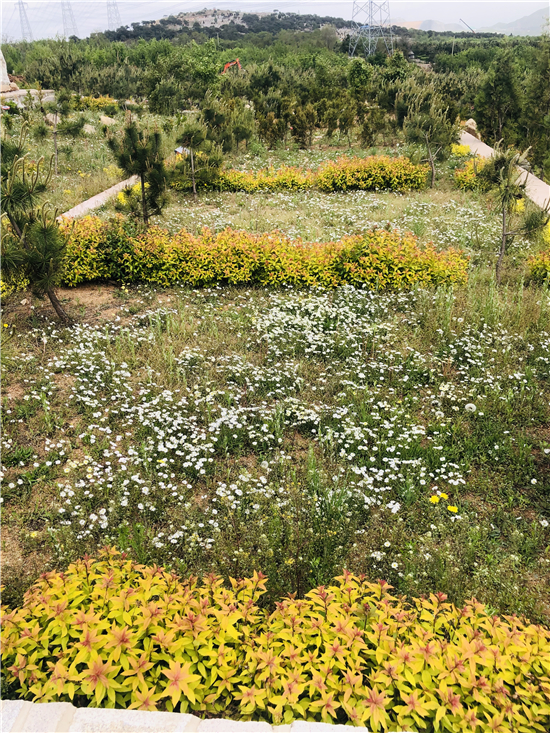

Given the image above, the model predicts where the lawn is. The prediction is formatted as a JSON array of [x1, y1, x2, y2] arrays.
[[2, 146, 550, 623]]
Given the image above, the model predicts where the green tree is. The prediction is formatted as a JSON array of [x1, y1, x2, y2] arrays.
[[478, 147, 550, 282], [174, 121, 223, 196], [403, 95, 459, 187], [106, 119, 167, 225], [348, 58, 373, 100], [475, 49, 521, 144], [291, 103, 317, 149], [1, 125, 70, 322]]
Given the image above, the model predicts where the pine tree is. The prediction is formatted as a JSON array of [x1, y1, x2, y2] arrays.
[[106, 118, 167, 225], [1, 125, 70, 322], [475, 49, 521, 145], [175, 121, 223, 197], [403, 94, 459, 187]]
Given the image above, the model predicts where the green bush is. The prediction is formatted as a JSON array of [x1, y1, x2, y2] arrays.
[[2, 549, 550, 730]]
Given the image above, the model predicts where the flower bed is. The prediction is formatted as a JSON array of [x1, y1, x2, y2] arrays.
[[59, 216, 468, 290], [2, 549, 550, 730]]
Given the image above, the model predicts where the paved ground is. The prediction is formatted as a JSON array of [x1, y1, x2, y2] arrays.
[[460, 131, 550, 211], [59, 175, 137, 220], [2, 700, 401, 733]]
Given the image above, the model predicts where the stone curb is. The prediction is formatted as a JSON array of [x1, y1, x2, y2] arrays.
[[58, 176, 138, 221], [0, 701, 414, 733], [459, 131, 550, 210]]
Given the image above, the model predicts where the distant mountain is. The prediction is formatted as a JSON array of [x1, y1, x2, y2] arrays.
[[480, 7, 549, 36], [392, 19, 465, 33]]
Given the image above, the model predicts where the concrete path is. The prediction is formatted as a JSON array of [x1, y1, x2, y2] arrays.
[[460, 131, 550, 211], [0, 700, 405, 733], [59, 176, 137, 220]]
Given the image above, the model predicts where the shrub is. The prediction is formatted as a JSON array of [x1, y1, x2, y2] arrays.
[[454, 157, 489, 191], [59, 216, 468, 290], [172, 157, 428, 194], [528, 248, 550, 283], [216, 165, 314, 193], [316, 156, 428, 193], [3, 549, 550, 730], [76, 96, 118, 112], [451, 143, 471, 157]]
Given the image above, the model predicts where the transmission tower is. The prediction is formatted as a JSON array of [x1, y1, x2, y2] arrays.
[[349, 0, 393, 58], [61, 0, 79, 38], [106, 0, 122, 31], [17, 0, 33, 42]]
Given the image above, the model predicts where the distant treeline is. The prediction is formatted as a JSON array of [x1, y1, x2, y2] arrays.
[[2, 18, 549, 179]]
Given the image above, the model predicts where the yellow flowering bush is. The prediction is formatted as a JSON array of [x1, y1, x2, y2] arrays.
[[451, 143, 471, 157], [3, 549, 550, 731], [172, 157, 428, 194], [316, 156, 428, 193], [528, 248, 550, 283], [76, 96, 118, 111], [454, 158, 488, 191], [217, 165, 315, 193], [60, 216, 468, 290], [0, 272, 30, 297]]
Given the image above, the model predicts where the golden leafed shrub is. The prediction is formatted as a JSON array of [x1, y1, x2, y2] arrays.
[[454, 158, 488, 192], [60, 217, 468, 291], [2, 549, 550, 730], [315, 156, 429, 193]]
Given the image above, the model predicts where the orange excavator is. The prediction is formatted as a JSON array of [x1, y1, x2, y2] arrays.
[[221, 58, 242, 74]]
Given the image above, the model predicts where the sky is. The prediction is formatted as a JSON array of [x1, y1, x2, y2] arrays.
[[1, 0, 548, 42]]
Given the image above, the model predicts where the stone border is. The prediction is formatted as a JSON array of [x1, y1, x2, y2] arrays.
[[459, 131, 550, 210], [0, 701, 415, 732]]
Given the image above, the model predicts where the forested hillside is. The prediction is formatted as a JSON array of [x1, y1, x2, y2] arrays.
[[3, 17, 549, 178]]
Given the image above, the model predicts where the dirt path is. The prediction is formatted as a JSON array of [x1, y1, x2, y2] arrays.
[[59, 175, 137, 220], [460, 131, 550, 210]]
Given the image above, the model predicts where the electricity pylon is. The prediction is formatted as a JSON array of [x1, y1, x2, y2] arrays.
[[17, 0, 33, 42], [349, 0, 393, 58], [106, 0, 122, 31], [61, 0, 79, 38]]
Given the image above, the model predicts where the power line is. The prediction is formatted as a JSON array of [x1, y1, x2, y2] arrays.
[[349, 0, 393, 58], [17, 0, 33, 42], [106, 0, 121, 31], [61, 0, 78, 38]]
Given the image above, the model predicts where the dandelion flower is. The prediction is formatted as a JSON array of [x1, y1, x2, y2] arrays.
[[430, 496, 440, 504], [447, 505, 458, 513]]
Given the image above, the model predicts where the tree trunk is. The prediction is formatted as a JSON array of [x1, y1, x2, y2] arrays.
[[53, 115, 58, 176], [496, 208, 507, 284], [47, 288, 72, 323], [140, 172, 149, 225], [426, 137, 436, 188], [190, 148, 197, 198]]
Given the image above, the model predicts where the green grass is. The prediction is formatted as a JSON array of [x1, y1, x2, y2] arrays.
[[2, 136, 550, 623]]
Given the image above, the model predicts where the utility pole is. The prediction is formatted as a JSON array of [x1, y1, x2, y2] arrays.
[[17, 0, 33, 42], [349, 0, 393, 58], [61, 0, 79, 39], [106, 0, 122, 31]]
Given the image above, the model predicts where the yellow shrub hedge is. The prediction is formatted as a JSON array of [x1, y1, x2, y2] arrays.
[[217, 165, 315, 193], [316, 156, 428, 193], [60, 216, 468, 290], [171, 157, 428, 194], [76, 96, 118, 111], [3, 549, 550, 731]]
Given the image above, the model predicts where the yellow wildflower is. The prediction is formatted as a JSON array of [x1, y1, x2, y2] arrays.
[[447, 505, 458, 513]]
